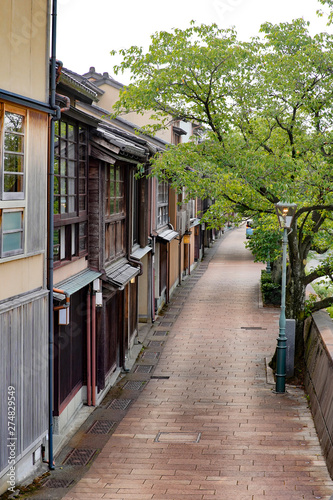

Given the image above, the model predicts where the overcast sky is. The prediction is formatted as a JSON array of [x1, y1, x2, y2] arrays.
[[56, 0, 332, 83]]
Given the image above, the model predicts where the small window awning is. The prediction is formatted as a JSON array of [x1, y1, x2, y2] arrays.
[[131, 245, 151, 260], [190, 218, 201, 227], [156, 228, 179, 243], [53, 269, 102, 300], [104, 259, 140, 289]]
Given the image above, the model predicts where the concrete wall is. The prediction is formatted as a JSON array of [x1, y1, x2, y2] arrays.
[[304, 310, 333, 479]]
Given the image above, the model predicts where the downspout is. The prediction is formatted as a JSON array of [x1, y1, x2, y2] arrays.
[[166, 243, 170, 304], [48, 0, 59, 471], [48, 0, 70, 471], [87, 290, 91, 406], [128, 255, 143, 276], [91, 293, 96, 406]]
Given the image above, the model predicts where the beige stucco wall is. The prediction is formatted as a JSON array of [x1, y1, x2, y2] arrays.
[[0, 0, 50, 102], [0, 254, 44, 301], [53, 257, 88, 285], [96, 83, 172, 143], [169, 238, 179, 291]]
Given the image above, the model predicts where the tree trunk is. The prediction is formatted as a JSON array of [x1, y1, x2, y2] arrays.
[[269, 226, 307, 379]]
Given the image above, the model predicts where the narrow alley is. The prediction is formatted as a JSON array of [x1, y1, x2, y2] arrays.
[[37, 227, 333, 499]]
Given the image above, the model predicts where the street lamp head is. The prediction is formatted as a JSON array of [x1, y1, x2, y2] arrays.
[[275, 202, 297, 229]]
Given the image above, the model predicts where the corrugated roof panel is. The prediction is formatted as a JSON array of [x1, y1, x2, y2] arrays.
[[156, 229, 179, 242], [54, 269, 102, 299], [105, 260, 140, 288], [131, 246, 152, 260]]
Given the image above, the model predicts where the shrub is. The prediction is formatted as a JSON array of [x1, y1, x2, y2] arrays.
[[261, 270, 281, 306]]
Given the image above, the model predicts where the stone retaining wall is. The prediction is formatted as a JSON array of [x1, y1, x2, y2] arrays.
[[304, 310, 333, 478]]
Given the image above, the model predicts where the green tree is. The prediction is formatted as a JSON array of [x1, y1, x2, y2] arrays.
[[111, 20, 333, 366]]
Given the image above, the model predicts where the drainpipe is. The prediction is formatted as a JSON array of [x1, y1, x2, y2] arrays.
[[47, 0, 59, 472], [87, 291, 91, 406], [91, 293, 96, 406], [48, 0, 70, 471], [128, 255, 143, 276]]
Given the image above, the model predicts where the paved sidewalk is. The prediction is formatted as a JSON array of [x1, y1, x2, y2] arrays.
[[37, 228, 333, 499]]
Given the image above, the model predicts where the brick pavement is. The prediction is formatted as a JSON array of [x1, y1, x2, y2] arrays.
[[44, 228, 333, 499]]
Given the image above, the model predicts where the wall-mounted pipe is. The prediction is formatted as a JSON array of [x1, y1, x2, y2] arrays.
[[128, 254, 143, 276], [87, 291, 91, 406], [91, 293, 96, 406], [47, 0, 59, 472]]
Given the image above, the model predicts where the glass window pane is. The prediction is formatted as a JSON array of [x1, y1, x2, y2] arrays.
[[68, 196, 76, 213], [4, 153, 24, 172], [60, 197, 67, 213], [5, 112, 23, 133], [68, 178, 75, 195], [68, 124, 75, 141], [4, 173, 23, 193], [60, 122, 67, 137], [61, 160, 67, 176], [68, 143, 75, 160], [54, 159, 59, 175], [3, 211, 21, 231], [3, 232, 22, 252], [79, 221, 87, 236], [54, 197, 59, 215], [79, 237, 87, 252], [5, 133, 24, 152], [53, 229, 60, 246], [54, 121, 59, 136], [68, 160, 75, 177]]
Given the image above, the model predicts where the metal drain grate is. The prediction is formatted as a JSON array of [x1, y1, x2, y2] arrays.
[[44, 478, 74, 488], [86, 420, 115, 434], [124, 380, 146, 390], [241, 327, 266, 330], [148, 340, 165, 347], [142, 351, 160, 360], [62, 448, 97, 466], [153, 330, 168, 336], [135, 365, 153, 373], [158, 322, 173, 327], [106, 398, 132, 410]]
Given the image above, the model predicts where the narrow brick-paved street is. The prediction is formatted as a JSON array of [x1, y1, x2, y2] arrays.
[[56, 228, 333, 498]]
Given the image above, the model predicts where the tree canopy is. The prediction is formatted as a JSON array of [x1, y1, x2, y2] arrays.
[[111, 19, 333, 357]]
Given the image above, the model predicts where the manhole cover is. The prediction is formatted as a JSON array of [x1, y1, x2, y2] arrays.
[[86, 420, 115, 434], [153, 331, 168, 336], [148, 340, 164, 347], [62, 448, 97, 466], [124, 380, 146, 390], [106, 399, 132, 410], [44, 478, 74, 488], [135, 365, 153, 373], [142, 351, 160, 360], [155, 432, 201, 443]]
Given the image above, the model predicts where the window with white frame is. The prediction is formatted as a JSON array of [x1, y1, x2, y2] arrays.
[[0, 104, 26, 258], [0, 209, 24, 257], [157, 180, 168, 228], [2, 109, 25, 200]]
